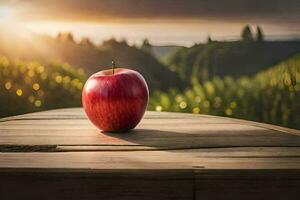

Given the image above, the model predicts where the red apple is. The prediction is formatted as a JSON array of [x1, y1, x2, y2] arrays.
[[82, 68, 149, 132]]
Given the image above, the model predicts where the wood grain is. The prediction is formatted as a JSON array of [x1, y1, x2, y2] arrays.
[[1, 108, 300, 200], [195, 169, 300, 200], [1, 108, 300, 150], [0, 169, 194, 200]]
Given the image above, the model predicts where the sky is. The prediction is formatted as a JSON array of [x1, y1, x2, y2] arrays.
[[1, 0, 300, 46]]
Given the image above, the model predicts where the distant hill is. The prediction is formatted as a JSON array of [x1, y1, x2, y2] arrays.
[[151, 45, 181, 60], [0, 29, 183, 91], [165, 40, 300, 82]]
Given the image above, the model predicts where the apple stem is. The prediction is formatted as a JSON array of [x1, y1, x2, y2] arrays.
[[112, 60, 115, 75]]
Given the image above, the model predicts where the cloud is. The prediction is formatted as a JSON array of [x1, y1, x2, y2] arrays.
[[7, 0, 300, 24]]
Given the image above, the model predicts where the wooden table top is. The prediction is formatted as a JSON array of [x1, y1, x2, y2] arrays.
[[1, 108, 300, 199]]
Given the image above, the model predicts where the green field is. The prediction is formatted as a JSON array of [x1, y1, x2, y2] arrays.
[[149, 55, 300, 129], [0, 56, 86, 117]]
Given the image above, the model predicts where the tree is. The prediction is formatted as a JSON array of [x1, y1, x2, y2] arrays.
[[241, 25, 254, 42], [80, 37, 95, 47], [57, 32, 75, 43], [65, 33, 75, 43], [207, 36, 213, 43], [102, 38, 120, 48], [141, 38, 153, 54], [256, 26, 264, 42]]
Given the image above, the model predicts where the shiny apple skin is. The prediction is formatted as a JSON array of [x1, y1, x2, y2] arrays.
[[82, 68, 149, 132]]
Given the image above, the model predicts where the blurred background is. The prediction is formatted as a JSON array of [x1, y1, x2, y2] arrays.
[[0, 0, 299, 129]]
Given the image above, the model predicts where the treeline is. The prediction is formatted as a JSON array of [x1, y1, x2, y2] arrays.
[[0, 30, 183, 92], [55, 33, 184, 91], [164, 25, 300, 84]]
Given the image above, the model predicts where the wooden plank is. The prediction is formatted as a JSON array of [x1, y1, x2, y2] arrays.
[[195, 169, 300, 200], [1, 168, 299, 200], [1, 151, 300, 169], [2, 108, 299, 134], [1, 108, 300, 150], [0, 151, 300, 200], [57, 146, 300, 155], [174, 147, 300, 158], [0, 169, 194, 200]]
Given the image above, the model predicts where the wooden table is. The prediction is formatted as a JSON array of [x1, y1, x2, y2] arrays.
[[0, 108, 300, 200]]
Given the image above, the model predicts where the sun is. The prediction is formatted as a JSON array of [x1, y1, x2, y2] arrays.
[[0, 6, 14, 22]]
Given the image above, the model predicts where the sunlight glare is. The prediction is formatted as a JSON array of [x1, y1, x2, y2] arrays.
[[0, 6, 13, 22]]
